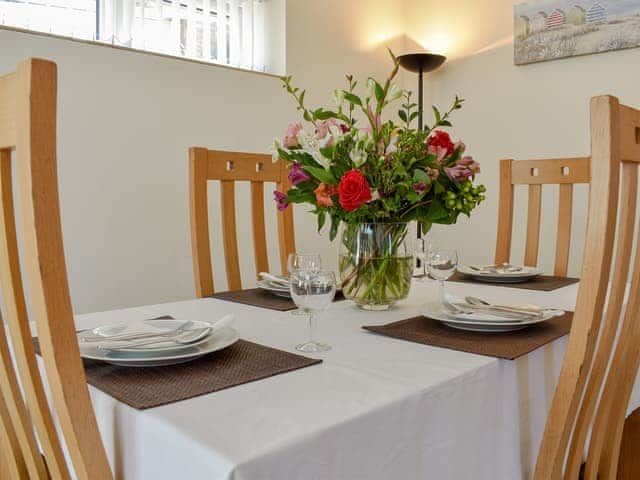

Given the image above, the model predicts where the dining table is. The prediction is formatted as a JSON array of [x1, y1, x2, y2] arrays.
[[67, 279, 640, 480]]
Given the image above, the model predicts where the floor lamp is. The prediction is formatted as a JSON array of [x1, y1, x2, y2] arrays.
[[397, 52, 447, 262]]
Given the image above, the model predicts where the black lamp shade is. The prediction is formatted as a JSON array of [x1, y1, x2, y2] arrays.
[[397, 53, 446, 73]]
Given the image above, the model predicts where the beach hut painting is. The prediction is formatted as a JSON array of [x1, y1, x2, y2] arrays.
[[515, 0, 640, 65]]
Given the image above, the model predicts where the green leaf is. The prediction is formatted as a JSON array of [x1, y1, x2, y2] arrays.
[[317, 210, 326, 232], [315, 110, 339, 120], [344, 92, 362, 106], [329, 215, 340, 241], [374, 81, 385, 102], [409, 112, 419, 121], [398, 110, 408, 122], [305, 166, 337, 184], [439, 120, 452, 127], [413, 169, 429, 183], [432, 106, 441, 123]]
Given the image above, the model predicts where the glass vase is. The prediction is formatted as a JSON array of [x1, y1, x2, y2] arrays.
[[338, 222, 413, 311]]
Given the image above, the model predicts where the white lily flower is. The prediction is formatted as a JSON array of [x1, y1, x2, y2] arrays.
[[366, 78, 376, 100], [333, 89, 345, 107], [388, 84, 403, 102], [350, 148, 367, 167], [328, 124, 344, 143], [299, 130, 331, 169]]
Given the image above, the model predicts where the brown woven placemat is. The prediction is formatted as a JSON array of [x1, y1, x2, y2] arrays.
[[449, 272, 579, 291], [363, 312, 573, 360], [211, 288, 345, 311], [35, 336, 321, 409]]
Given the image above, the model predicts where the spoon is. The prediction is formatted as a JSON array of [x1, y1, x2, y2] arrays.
[[465, 296, 542, 316], [99, 327, 212, 350]]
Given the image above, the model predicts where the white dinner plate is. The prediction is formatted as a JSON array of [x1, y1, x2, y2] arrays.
[[422, 302, 564, 333], [257, 280, 291, 298], [79, 327, 240, 367], [457, 265, 543, 283]]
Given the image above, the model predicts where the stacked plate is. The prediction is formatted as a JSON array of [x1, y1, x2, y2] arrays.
[[78, 316, 238, 367], [423, 297, 564, 333], [457, 264, 542, 283], [258, 272, 291, 298]]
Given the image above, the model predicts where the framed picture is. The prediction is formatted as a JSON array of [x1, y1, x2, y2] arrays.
[[514, 1, 640, 65]]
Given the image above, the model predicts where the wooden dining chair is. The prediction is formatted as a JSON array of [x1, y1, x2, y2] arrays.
[[533, 95, 640, 479], [189, 147, 296, 296], [0, 59, 112, 479], [495, 156, 590, 276]]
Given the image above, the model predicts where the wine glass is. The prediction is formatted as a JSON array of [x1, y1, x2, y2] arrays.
[[290, 270, 336, 353], [287, 253, 322, 315], [426, 249, 458, 309], [287, 253, 322, 274]]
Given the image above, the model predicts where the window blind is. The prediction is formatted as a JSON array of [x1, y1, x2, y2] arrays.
[[0, 0, 268, 71]]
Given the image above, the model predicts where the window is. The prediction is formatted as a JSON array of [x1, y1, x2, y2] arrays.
[[0, 0, 277, 73]]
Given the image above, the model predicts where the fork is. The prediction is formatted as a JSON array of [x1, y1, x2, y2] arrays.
[[79, 321, 193, 343]]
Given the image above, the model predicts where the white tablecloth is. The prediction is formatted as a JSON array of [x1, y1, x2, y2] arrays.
[[72, 280, 640, 480]]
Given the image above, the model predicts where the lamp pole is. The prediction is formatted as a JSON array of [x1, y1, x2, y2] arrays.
[[397, 52, 447, 264]]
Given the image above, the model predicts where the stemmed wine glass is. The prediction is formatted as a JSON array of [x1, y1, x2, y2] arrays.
[[287, 253, 322, 315], [426, 249, 458, 309], [290, 270, 336, 353], [287, 253, 322, 274]]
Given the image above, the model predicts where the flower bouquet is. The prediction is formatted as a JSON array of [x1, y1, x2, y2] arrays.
[[273, 50, 485, 310]]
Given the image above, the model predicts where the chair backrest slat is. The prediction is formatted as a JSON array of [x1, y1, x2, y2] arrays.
[[220, 180, 242, 290], [0, 151, 69, 479], [533, 95, 640, 480], [620, 104, 640, 162], [554, 183, 573, 276], [250, 181, 269, 276], [189, 147, 214, 297], [565, 161, 638, 479], [0, 58, 113, 480], [0, 72, 17, 150], [495, 156, 590, 275], [189, 147, 295, 295], [524, 184, 542, 266], [495, 159, 514, 265], [0, 392, 28, 479], [276, 161, 296, 273]]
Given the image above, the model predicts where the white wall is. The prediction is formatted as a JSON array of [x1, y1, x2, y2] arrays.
[[6, 0, 635, 313], [404, 0, 640, 276], [0, 0, 406, 313]]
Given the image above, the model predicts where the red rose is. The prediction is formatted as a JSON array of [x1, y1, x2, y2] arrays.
[[338, 170, 372, 212], [428, 130, 455, 156]]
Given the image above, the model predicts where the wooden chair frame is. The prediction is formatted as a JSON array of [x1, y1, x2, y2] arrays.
[[534, 95, 640, 479], [189, 148, 295, 296], [495, 156, 590, 276], [0, 59, 112, 479]]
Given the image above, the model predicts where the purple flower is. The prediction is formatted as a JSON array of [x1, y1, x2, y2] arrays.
[[288, 162, 311, 186], [413, 182, 428, 193], [445, 165, 473, 182], [458, 156, 480, 174], [273, 190, 289, 211]]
